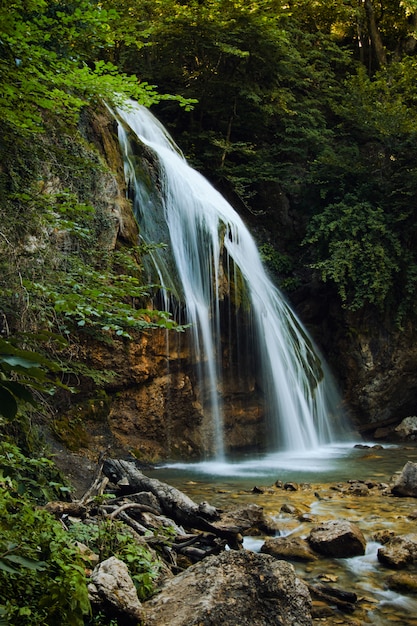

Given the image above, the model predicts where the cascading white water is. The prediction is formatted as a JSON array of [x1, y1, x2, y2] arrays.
[[116, 100, 348, 459]]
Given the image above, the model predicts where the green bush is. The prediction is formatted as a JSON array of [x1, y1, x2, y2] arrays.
[[0, 443, 90, 625]]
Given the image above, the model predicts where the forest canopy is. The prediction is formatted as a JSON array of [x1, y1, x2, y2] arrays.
[[1, 0, 417, 320]]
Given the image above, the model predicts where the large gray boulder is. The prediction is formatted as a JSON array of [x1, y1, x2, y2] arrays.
[[392, 461, 417, 497], [307, 519, 366, 558], [144, 549, 312, 626]]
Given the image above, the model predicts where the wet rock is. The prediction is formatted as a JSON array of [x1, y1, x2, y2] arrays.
[[374, 529, 395, 544], [215, 504, 277, 536], [284, 482, 298, 491], [392, 461, 417, 497], [143, 550, 312, 626], [395, 416, 417, 440], [311, 601, 335, 618], [347, 481, 370, 497], [280, 503, 300, 516], [299, 512, 317, 523], [307, 582, 357, 613], [88, 556, 144, 624], [261, 536, 318, 562], [387, 572, 417, 593], [307, 519, 366, 558], [377, 534, 417, 569]]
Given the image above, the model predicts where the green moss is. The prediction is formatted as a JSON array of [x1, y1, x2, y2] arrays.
[[52, 414, 90, 452]]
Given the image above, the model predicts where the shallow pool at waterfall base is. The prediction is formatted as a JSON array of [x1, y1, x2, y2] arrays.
[[154, 441, 417, 626], [154, 441, 417, 487]]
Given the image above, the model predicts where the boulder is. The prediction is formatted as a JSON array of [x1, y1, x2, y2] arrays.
[[392, 461, 417, 497], [395, 416, 417, 440], [261, 536, 318, 562], [144, 549, 312, 626], [88, 556, 144, 624], [214, 503, 277, 536], [377, 534, 417, 569], [307, 519, 366, 558]]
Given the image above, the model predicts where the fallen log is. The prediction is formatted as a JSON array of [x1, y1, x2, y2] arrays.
[[102, 459, 243, 546]]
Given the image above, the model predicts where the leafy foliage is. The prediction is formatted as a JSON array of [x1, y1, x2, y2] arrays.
[[0, 443, 88, 626], [69, 518, 163, 600], [0, 338, 67, 421], [0, 441, 70, 505], [0, 0, 193, 135], [305, 197, 402, 310]]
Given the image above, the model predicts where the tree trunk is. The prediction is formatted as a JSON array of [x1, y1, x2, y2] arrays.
[[364, 0, 387, 68]]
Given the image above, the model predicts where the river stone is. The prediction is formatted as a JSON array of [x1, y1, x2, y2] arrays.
[[307, 519, 366, 558], [143, 549, 312, 626], [377, 534, 417, 569], [88, 556, 144, 624], [392, 461, 417, 497], [387, 571, 417, 593], [215, 503, 277, 535], [261, 536, 318, 562]]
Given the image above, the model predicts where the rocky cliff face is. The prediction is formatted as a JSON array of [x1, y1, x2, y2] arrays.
[[50, 107, 417, 463], [335, 313, 417, 437]]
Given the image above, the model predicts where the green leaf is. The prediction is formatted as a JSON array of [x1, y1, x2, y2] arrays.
[[0, 356, 42, 369], [4, 554, 48, 571], [0, 559, 19, 574]]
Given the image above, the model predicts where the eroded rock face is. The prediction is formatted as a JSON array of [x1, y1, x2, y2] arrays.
[[332, 312, 417, 434], [307, 519, 366, 558], [62, 323, 269, 462], [143, 550, 312, 626]]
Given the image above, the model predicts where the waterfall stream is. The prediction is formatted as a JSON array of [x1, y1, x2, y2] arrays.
[[116, 100, 349, 460]]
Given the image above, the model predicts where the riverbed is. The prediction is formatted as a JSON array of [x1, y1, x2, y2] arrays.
[[152, 441, 417, 625]]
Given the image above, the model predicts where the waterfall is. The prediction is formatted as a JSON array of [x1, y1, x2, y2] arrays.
[[116, 100, 348, 460]]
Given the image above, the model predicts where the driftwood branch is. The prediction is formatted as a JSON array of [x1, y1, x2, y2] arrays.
[[107, 502, 161, 520], [79, 461, 108, 505]]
